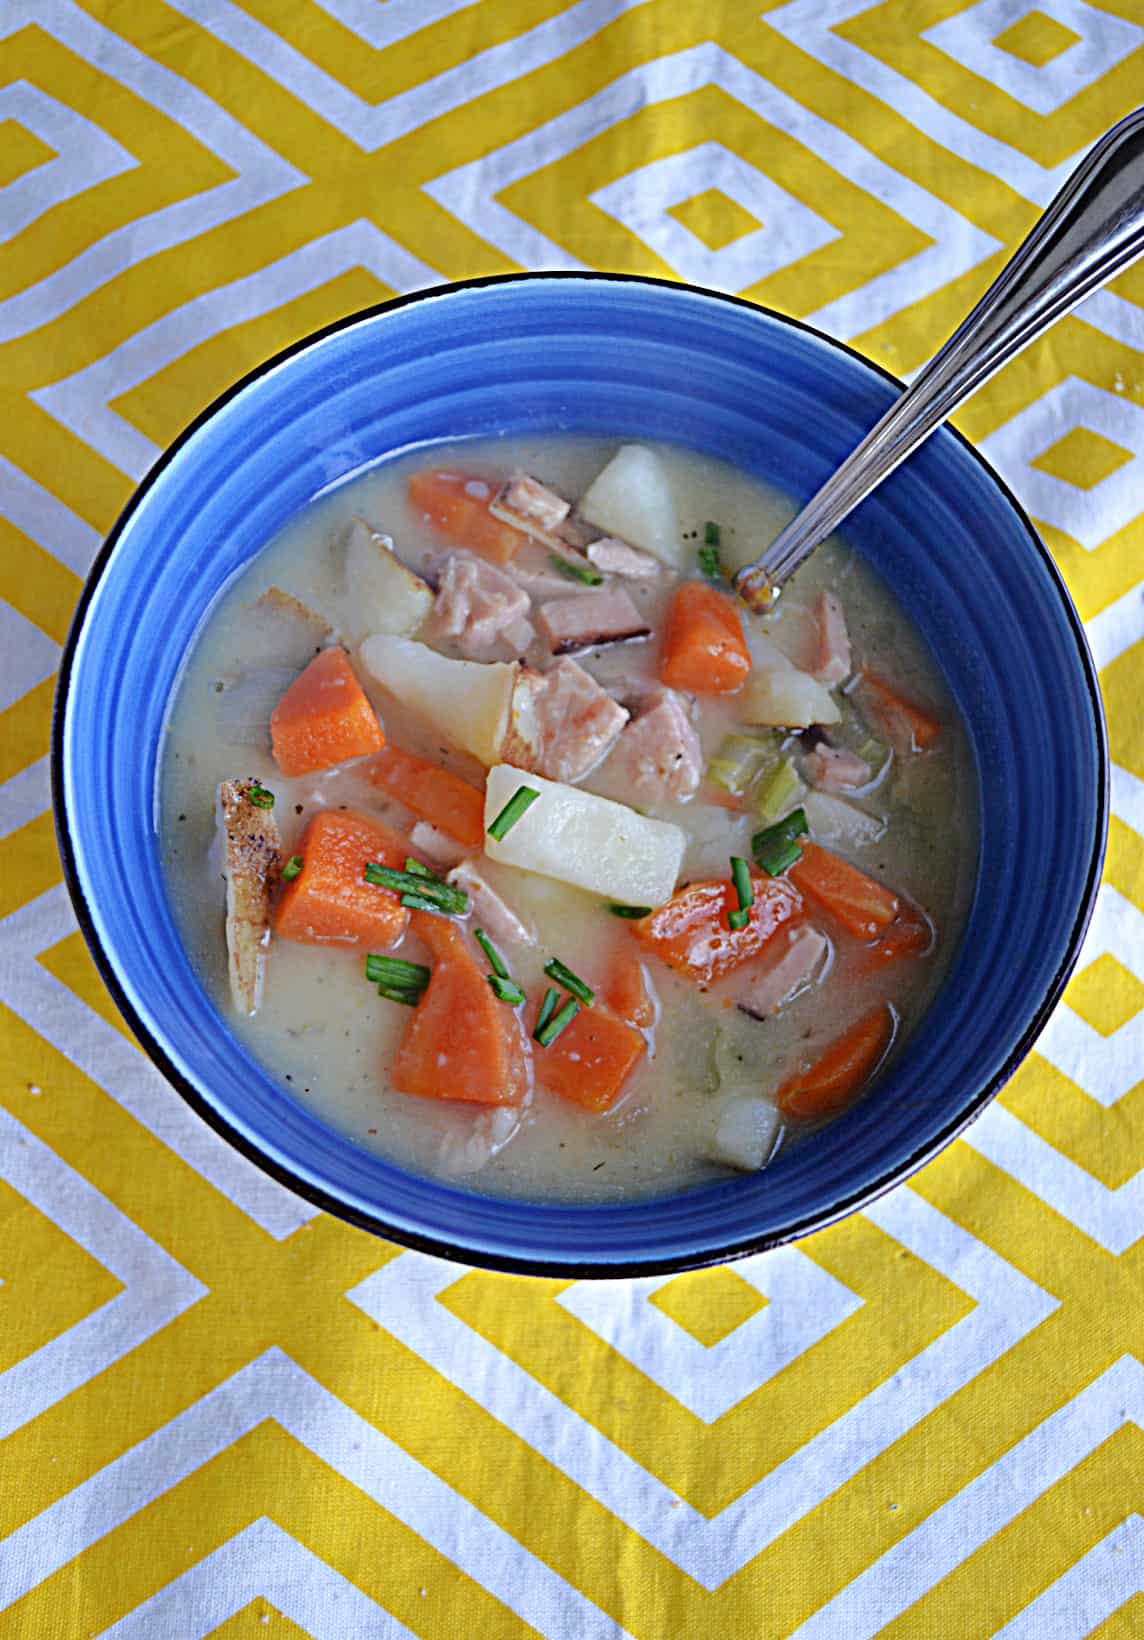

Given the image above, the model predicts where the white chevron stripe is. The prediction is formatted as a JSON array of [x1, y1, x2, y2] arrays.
[[0, 81, 135, 244], [0, 602, 58, 716], [0, 886, 317, 1241], [789, 1358, 1144, 1638], [0, 454, 102, 577], [0, 1349, 631, 1638], [100, 1517, 419, 1637], [0, 756, 50, 843], [1111, 762, 1144, 838], [765, 0, 1078, 205], [1085, 581, 1144, 672], [163, 0, 653, 152], [992, 1513, 1144, 1638], [314, 0, 479, 52], [963, 1102, 1143, 1253], [0, 1106, 205, 1440], [1078, 288, 1144, 352], [349, 1188, 1055, 1588], [31, 220, 441, 479], [425, 43, 1000, 339], [0, 0, 303, 345]]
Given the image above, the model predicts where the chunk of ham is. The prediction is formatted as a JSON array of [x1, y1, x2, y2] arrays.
[[537, 586, 651, 655], [586, 537, 663, 578], [430, 552, 534, 657], [447, 860, 535, 947], [811, 590, 851, 686], [492, 471, 571, 535], [738, 925, 829, 1019], [804, 742, 871, 793], [608, 686, 702, 803], [503, 658, 629, 783], [216, 778, 281, 1015]]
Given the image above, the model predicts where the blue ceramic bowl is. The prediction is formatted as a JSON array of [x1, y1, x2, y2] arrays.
[[54, 275, 1106, 1275]]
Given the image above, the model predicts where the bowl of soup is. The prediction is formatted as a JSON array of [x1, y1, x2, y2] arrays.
[[54, 274, 1106, 1274]]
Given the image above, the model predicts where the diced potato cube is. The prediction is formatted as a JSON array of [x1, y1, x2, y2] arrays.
[[711, 1096, 781, 1171], [483, 765, 685, 906], [577, 444, 683, 568], [342, 518, 433, 642], [739, 635, 839, 727], [360, 634, 516, 765], [803, 791, 884, 848]]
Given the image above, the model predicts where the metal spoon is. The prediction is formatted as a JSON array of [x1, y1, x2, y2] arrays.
[[734, 106, 1144, 613]]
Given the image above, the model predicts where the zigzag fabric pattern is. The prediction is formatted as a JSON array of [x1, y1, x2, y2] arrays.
[[2, 2, 1142, 1633]]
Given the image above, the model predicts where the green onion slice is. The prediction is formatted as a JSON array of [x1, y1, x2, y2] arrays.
[[403, 857, 437, 880], [704, 520, 722, 547], [365, 862, 467, 914], [247, 781, 275, 809], [535, 996, 580, 1048], [543, 956, 594, 1008], [487, 785, 540, 842], [487, 974, 526, 1005], [698, 544, 721, 580], [376, 982, 424, 1007], [550, 553, 603, 587], [400, 892, 449, 914], [474, 929, 509, 979], [609, 903, 652, 919], [755, 838, 803, 878], [730, 856, 754, 913], [535, 986, 560, 1038], [282, 854, 303, 882], [752, 807, 809, 878], [365, 953, 430, 990], [728, 908, 750, 932]]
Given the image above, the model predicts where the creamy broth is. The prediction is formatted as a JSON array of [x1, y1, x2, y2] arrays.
[[161, 438, 976, 1201]]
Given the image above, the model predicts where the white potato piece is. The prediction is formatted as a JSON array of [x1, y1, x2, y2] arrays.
[[360, 634, 516, 765], [577, 444, 683, 568], [803, 790, 885, 848], [739, 633, 840, 727], [343, 518, 433, 642], [711, 1097, 781, 1171], [483, 764, 685, 906]]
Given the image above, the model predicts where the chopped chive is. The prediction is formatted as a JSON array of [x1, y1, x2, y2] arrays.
[[730, 856, 754, 914], [248, 781, 275, 809], [365, 953, 430, 989], [543, 956, 594, 1008], [404, 857, 437, 880], [704, 520, 722, 547], [609, 902, 652, 919], [535, 986, 560, 1038], [728, 908, 750, 932], [487, 974, 526, 1006], [487, 784, 540, 842], [376, 982, 423, 1007], [550, 553, 603, 587], [535, 996, 580, 1048], [365, 862, 467, 914], [698, 543, 721, 580], [400, 892, 450, 914], [474, 929, 509, 980], [282, 854, 303, 882], [755, 837, 803, 877], [751, 807, 809, 859]]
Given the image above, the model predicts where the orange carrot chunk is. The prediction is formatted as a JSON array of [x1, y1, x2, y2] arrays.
[[778, 1004, 895, 1120], [366, 744, 485, 849], [603, 945, 657, 1029], [859, 899, 933, 970], [632, 872, 803, 988], [788, 842, 899, 942], [859, 671, 941, 753], [532, 1000, 645, 1113], [275, 808, 409, 947], [392, 913, 528, 1106], [407, 469, 523, 565], [659, 582, 752, 696], [270, 647, 384, 777]]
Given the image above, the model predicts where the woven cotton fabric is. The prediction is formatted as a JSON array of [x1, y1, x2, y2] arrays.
[[1, 3, 1142, 1634]]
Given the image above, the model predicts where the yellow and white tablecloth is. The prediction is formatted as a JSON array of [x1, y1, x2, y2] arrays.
[[2, 3, 1142, 1634]]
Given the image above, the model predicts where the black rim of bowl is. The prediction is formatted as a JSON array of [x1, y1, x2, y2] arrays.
[[50, 271, 1110, 1278]]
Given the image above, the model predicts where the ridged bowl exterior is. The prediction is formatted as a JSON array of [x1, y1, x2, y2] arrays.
[[54, 275, 1107, 1275]]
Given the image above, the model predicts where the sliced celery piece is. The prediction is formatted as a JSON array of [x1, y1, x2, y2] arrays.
[[707, 731, 781, 797], [753, 757, 805, 824]]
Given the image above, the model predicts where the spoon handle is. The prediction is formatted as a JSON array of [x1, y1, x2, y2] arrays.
[[735, 105, 1144, 611]]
